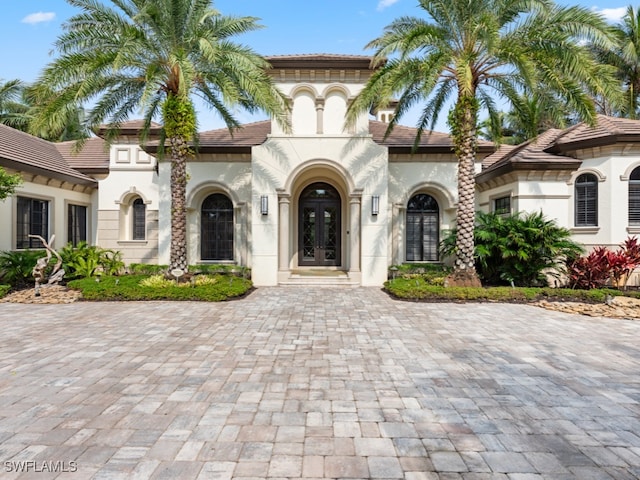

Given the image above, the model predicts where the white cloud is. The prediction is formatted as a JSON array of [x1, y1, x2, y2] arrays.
[[592, 6, 626, 23], [377, 0, 400, 11], [21, 12, 56, 25]]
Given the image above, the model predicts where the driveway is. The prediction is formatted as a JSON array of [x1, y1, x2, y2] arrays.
[[0, 287, 639, 479]]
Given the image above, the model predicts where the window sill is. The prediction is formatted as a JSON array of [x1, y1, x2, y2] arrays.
[[117, 240, 148, 245], [570, 227, 600, 234], [627, 227, 640, 234]]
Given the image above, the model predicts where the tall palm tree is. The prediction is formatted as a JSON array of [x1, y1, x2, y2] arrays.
[[347, 0, 620, 285], [592, 5, 640, 118], [32, 0, 288, 271], [0, 79, 30, 131]]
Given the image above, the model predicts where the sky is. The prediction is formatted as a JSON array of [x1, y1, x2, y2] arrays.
[[0, 0, 633, 133]]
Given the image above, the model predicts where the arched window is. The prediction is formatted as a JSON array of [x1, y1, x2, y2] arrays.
[[132, 197, 146, 240], [629, 167, 640, 225], [201, 193, 234, 261], [575, 173, 598, 227], [406, 194, 439, 261]]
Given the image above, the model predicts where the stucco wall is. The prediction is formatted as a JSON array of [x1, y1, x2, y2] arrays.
[[0, 177, 94, 252]]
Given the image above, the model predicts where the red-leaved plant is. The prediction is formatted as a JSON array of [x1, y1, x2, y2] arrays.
[[567, 236, 640, 289]]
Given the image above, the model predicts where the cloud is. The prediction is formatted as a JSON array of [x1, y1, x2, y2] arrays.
[[21, 12, 56, 25], [377, 0, 400, 11], [593, 7, 626, 23]]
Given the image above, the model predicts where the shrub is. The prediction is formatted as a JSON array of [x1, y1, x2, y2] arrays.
[[59, 242, 125, 278], [0, 250, 44, 288], [566, 237, 640, 289], [128, 263, 168, 275], [441, 211, 583, 286], [68, 274, 251, 301], [0, 284, 10, 297]]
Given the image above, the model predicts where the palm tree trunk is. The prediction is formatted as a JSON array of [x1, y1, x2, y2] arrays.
[[169, 135, 189, 271], [163, 93, 195, 273], [448, 95, 482, 287]]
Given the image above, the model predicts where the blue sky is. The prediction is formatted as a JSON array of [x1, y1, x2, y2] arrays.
[[0, 0, 633, 132]]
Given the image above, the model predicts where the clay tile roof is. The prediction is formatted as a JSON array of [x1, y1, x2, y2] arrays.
[[55, 137, 110, 174], [0, 124, 96, 186], [198, 120, 271, 147], [369, 120, 494, 153], [476, 128, 581, 184], [550, 114, 640, 151]]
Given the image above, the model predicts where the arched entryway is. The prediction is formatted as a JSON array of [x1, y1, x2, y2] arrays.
[[298, 182, 341, 266], [406, 193, 439, 261], [201, 193, 234, 261]]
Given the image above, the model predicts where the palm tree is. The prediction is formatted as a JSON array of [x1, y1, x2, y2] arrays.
[[0, 79, 30, 131], [481, 90, 574, 145], [32, 0, 288, 271], [347, 0, 619, 286], [592, 5, 640, 118]]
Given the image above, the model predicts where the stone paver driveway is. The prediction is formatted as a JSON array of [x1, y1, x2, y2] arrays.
[[1, 287, 640, 479]]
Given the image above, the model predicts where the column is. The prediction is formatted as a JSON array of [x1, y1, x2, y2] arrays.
[[349, 194, 362, 272], [278, 194, 291, 271], [316, 98, 325, 134]]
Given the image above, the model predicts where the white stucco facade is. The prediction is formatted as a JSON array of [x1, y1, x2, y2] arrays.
[[4, 56, 640, 287]]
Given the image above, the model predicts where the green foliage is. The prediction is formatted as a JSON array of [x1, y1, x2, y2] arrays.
[[389, 263, 452, 286], [0, 166, 22, 201], [59, 242, 125, 278], [385, 277, 633, 303], [128, 263, 168, 275], [441, 211, 584, 286], [0, 284, 11, 297], [68, 274, 252, 301], [188, 264, 251, 278], [0, 250, 43, 288]]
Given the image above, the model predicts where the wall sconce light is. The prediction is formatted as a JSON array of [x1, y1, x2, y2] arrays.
[[371, 195, 380, 216], [260, 195, 269, 215]]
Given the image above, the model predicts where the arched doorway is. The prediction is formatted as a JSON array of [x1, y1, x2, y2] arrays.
[[201, 193, 234, 261], [298, 182, 341, 266], [406, 193, 439, 261]]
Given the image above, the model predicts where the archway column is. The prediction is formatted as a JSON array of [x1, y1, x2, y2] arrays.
[[278, 192, 291, 271], [349, 191, 362, 273], [393, 203, 406, 265]]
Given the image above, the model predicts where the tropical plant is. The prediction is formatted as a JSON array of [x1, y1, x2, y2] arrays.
[[347, 0, 620, 286], [0, 79, 30, 131], [0, 250, 44, 288], [481, 90, 575, 145], [441, 211, 584, 286], [32, 0, 289, 272], [591, 5, 640, 118], [0, 167, 22, 201], [566, 236, 640, 289], [59, 242, 124, 278]]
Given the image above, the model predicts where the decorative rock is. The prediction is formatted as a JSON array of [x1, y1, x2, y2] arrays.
[[0, 285, 82, 304], [535, 296, 640, 320]]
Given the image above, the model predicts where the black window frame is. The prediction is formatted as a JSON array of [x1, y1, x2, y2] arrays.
[[629, 167, 640, 225], [68, 204, 88, 246], [575, 173, 598, 227], [406, 193, 440, 262], [132, 197, 146, 240], [493, 196, 511, 215], [16, 196, 49, 249]]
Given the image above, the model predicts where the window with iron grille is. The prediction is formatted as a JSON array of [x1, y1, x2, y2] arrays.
[[406, 194, 439, 262], [68, 204, 87, 246], [201, 193, 233, 261], [16, 196, 49, 249], [575, 173, 598, 227], [132, 198, 146, 240], [629, 167, 640, 225], [493, 196, 511, 215]]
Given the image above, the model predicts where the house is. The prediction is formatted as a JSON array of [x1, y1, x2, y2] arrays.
[[2, 54, 640, 287]]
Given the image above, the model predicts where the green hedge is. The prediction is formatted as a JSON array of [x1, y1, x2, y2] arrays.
[[68, 274, 252, 301]]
